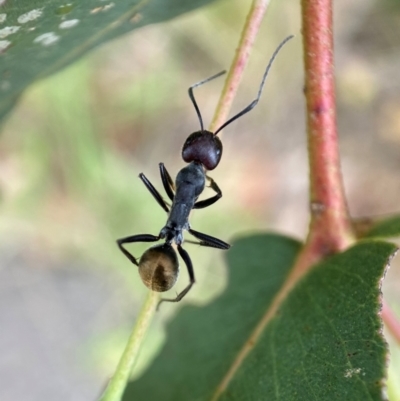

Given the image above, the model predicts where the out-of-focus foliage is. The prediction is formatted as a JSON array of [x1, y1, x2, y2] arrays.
[[0, 0, 220, 122]]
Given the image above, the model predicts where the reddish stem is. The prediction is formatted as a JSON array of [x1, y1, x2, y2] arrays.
[[291, 0, 355, 278], [209, 0, 271, 132], [294, 0, 400, 361]]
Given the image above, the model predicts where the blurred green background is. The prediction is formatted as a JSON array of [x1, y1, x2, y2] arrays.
[[1, 0, 400, 399]]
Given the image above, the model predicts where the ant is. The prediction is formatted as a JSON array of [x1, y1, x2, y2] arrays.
[[117, 35, 293, 307]]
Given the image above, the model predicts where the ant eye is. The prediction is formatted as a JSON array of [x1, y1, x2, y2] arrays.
[[182, 131, 223, 170]]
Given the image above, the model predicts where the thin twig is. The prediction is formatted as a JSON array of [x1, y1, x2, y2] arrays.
[[99, 291, 159, 401], [209, 0, 271, 133]]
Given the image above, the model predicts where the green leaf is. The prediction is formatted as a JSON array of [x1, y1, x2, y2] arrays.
[[361, 215, 400, 239], [0, 0, 218, 123], [123, 234, 397, 401]]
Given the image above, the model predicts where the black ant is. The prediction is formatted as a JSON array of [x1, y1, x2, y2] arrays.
[[117, 35, 293, 307]]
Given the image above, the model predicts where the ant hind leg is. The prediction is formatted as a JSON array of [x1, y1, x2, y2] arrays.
[[157, 245, 195, 309], [117, 234, 160, 265], [188, 228, 230, 249]]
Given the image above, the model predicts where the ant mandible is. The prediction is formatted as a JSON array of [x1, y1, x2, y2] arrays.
[[117, 35, 293, 308]]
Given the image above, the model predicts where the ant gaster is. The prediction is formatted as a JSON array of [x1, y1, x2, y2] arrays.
[[117, 35, 293, 307]]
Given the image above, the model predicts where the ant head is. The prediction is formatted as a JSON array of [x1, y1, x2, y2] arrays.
[[185, 36, 294, 169], [139, 244, 179, 292], [182, 130, 222, 170]]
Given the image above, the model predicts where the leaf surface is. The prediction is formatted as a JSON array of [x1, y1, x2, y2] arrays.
[[0, 0, 217, 122], [363, 215, 400, 239], [123, 234, 396, 401]]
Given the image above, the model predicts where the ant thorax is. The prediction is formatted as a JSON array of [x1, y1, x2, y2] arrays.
[[174, 162, 206, 201], [161, 162, 206, 245]]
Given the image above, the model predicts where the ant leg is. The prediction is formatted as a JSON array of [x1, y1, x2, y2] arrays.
[[189, 228, 230, 249], [159, 163, 175, 202], [158, 245, 195, 308], [193, 177, 222, 209], [139, 173, 169, 213], [183, 239, 202, 246], [117, 234, 160, 265]]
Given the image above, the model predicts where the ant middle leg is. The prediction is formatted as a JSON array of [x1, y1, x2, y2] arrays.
[[188, 228, 230, 249], [158, 244, 195, 308], [117, 234, 160, 265], [159, 163, 175, 202], [193, 176, 222, 209], [139, 173, 170, 213]]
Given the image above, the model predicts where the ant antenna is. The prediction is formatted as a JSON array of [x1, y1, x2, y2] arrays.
[[188, 70, 226, 132], [213, 35, 294, 136]]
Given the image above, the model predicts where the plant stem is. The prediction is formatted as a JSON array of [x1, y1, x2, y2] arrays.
[[291, 0, 355, 279], [99, 291, 159, 401], [209, 0, 271, 133]]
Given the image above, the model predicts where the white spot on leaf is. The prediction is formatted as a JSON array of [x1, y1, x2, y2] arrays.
[[34, 32, 59, 46], [0, 13, 6, 23], [103, 2, 115, 11], [59, 19, 79, 29], [90, 2, 115, 14], [344, 368, 361, 378], [17, 9, 43, 24], [0, 26, 19, 39], [0, 39, 10, 52]]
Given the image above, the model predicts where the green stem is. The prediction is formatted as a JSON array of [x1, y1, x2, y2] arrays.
[[99, 291, 159, 401]]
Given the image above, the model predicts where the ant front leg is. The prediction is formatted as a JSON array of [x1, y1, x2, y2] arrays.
[[188, 228, 230, 249], [158, 244, 195, 308], [159, 163, 175, 202], [193, 176, 222, 209], [117, 234, 160, 265], [139, 173, 170, 213]]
